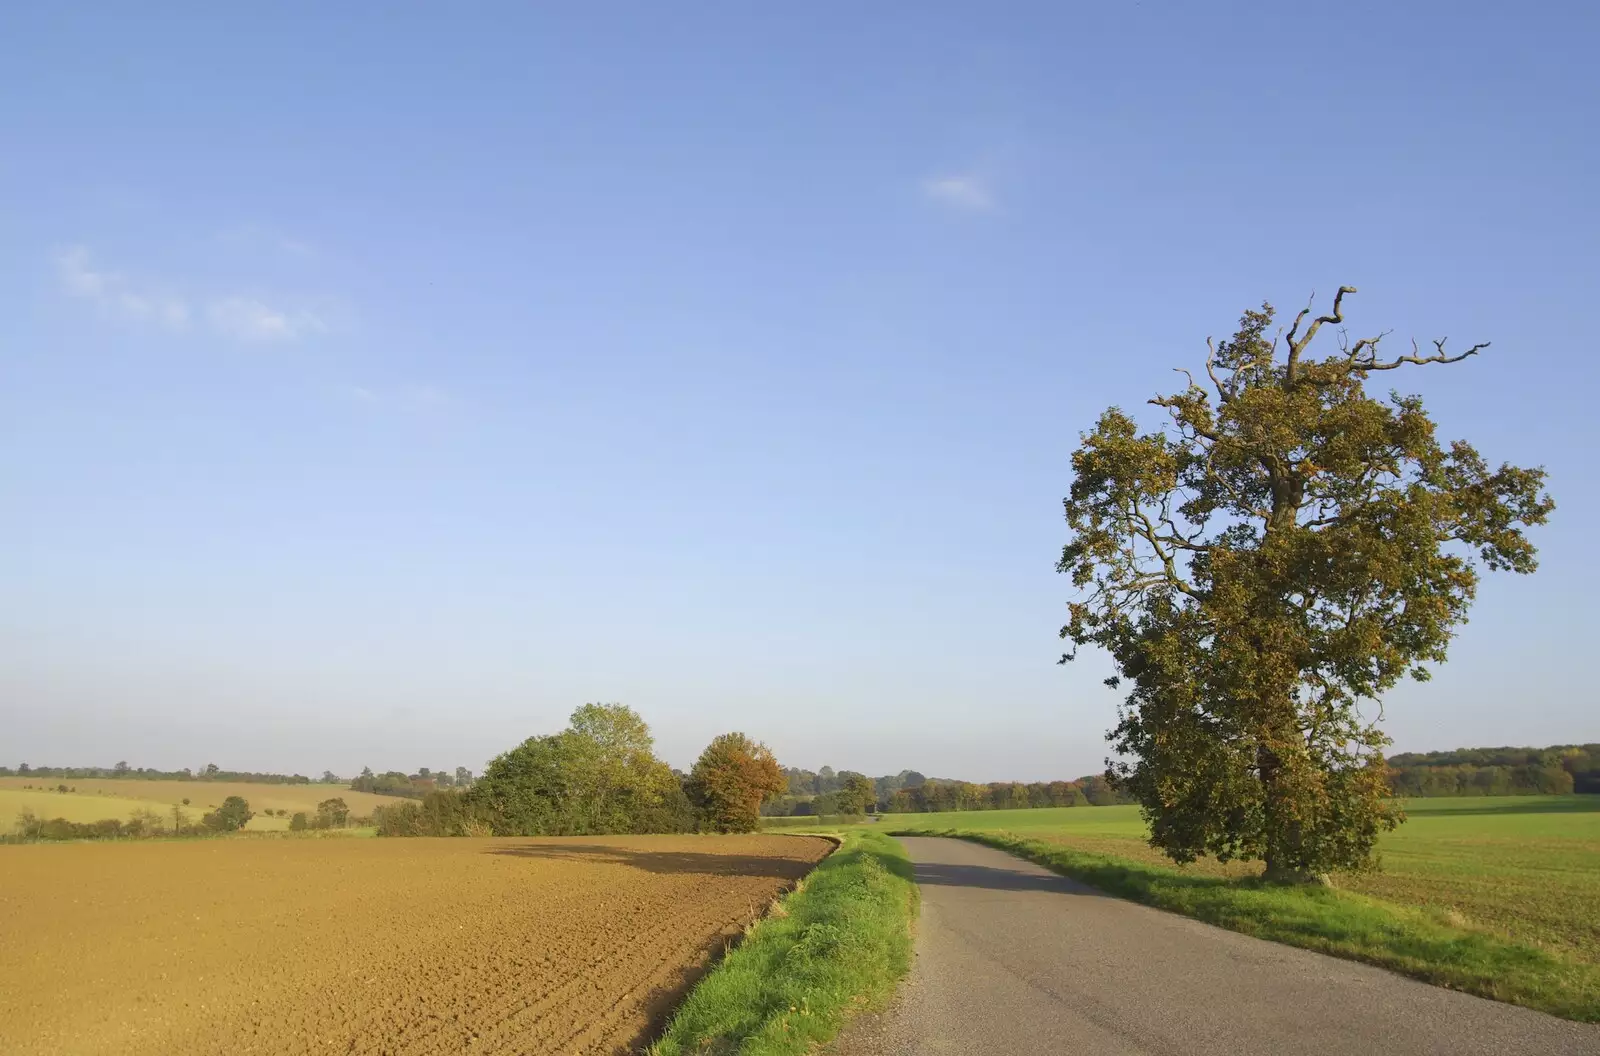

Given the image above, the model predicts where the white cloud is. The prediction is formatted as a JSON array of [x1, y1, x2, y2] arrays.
[[55, 247, 191, 330], [54, 246, 326, 343], [922, 174, 995, 212], [209, 296, 326, 343]]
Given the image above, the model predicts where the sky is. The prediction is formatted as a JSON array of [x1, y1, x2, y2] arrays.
[[2, 3, 1596, 782]]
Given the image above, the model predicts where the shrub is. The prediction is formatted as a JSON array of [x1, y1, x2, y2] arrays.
[[289, 812, 309, 831], [314, 798, 349, 828], [202, 796, 253, 832]]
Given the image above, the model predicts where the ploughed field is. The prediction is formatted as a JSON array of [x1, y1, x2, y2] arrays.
[[0, 834, 831, 1055]]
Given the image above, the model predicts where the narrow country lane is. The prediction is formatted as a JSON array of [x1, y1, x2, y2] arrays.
[[832, 837, 1598, 1056]]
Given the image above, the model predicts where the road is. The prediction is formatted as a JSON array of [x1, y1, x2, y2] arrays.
[[832, 836, 1598, 1056]]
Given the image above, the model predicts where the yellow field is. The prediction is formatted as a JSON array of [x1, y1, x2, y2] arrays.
[[0, 778, 401, 832]]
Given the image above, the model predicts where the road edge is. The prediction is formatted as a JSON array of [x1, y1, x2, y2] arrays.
[[648, 829, 919, 1055]]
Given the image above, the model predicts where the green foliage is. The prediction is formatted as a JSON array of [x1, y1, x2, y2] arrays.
[[651, 831, 918, 1055], [686, 733, 787, 832], [349, 769, 428, 798], [201, 795, 253, 832], [372, 789, 498, 836], [435, 704, 693, 838], [836, 773, 876, 815], [289, 812, 309, 831], [1060, 291, 1553, 879], [314, 797, 349, 829]]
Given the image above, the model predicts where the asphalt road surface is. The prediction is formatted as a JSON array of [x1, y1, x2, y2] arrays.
[[832, 836, 1598, 1056]]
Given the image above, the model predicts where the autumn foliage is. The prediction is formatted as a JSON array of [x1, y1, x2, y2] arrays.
[[687, 733, 787, 833]]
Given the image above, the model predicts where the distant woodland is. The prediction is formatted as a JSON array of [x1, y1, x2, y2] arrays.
[[770, 742, 1600, 815], [7, 743, 1595, 832], [1386, 744, 1598, 796]]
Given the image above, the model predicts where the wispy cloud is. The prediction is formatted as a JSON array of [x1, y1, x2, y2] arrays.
[[209, 297, 326, 343], [921, 174, 996, 212], [53, 246, 326, 343], [55, 247, 191, 330], [347, 384, 454, 412], [217, 224, 317, 258]]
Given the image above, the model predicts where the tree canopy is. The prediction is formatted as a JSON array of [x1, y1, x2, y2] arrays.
[[1059, 289, 1553, 880], [468, 704, 692, 836], [685, 732, 787, 832]]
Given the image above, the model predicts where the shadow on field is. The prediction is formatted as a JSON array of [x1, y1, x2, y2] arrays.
[[1404, 796, 1600, 818], [482, 842, 819, 881]]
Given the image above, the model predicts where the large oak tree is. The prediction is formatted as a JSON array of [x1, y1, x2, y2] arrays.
[[1059, 289, 1552, 881]]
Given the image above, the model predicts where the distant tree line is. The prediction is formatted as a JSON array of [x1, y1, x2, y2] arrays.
[[348, 766, 475, 799], [1, 761, 314, 784], [763, 767, 1135, 816], [372, 705, 784, 837], [1386, 744, 1599, 797], [6, 795, 258, 843]]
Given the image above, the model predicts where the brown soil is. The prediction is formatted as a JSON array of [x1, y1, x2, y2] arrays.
[[0, 834, 830, 1055]]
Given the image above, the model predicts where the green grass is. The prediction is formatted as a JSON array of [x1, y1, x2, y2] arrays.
[[885, 795, 1600, 1021], [650, 829, 918, 1055], [758, 815, 868, 830]]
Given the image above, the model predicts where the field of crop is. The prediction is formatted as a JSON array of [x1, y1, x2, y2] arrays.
[[0, 777, 401, 831], [886, 795, 1600, 967], [0, 833, 830, 1055]]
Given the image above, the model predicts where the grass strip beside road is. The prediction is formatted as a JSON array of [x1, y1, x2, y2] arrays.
[[896, 828, 1599, 1023], [650, 829, 918, 1055]]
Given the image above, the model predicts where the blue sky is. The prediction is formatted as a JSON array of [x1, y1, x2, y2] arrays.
[[2, 4, 1595, 781]]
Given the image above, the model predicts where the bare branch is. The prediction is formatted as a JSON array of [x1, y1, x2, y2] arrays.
[[1128, 501, 1203, 598], [1362, 337, 1488, 372], [1286, 286, 1357, 384], [1283, 294, 1315, 352], [1347, 329, 1394, 362], [1205, 337, 1233, 404]]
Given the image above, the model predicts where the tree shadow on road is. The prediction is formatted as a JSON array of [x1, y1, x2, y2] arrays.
[[910, 859, 1121, 896], [482, 840, 824, 881]]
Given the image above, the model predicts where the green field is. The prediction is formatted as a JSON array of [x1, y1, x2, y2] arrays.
[[886, 796, 1600, 963], [884, 795, 1600, 1019]]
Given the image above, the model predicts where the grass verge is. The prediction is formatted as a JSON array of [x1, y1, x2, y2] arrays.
[[650, 829, 918, 1055], [896, 828, 1599, 1022]]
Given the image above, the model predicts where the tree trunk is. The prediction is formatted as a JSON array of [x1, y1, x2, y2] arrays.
[[1262, 858, 1334, 886], [1257, 744, 1334, 886]]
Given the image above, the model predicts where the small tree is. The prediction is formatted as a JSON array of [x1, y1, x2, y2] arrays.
[[686, 733, 787, 832], [202, 796, 253, 832], [837, 772, 876, 815], [1060, 288, 1552, 881], [315, 797, 350, 829], [289, 812, 309, 831]]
